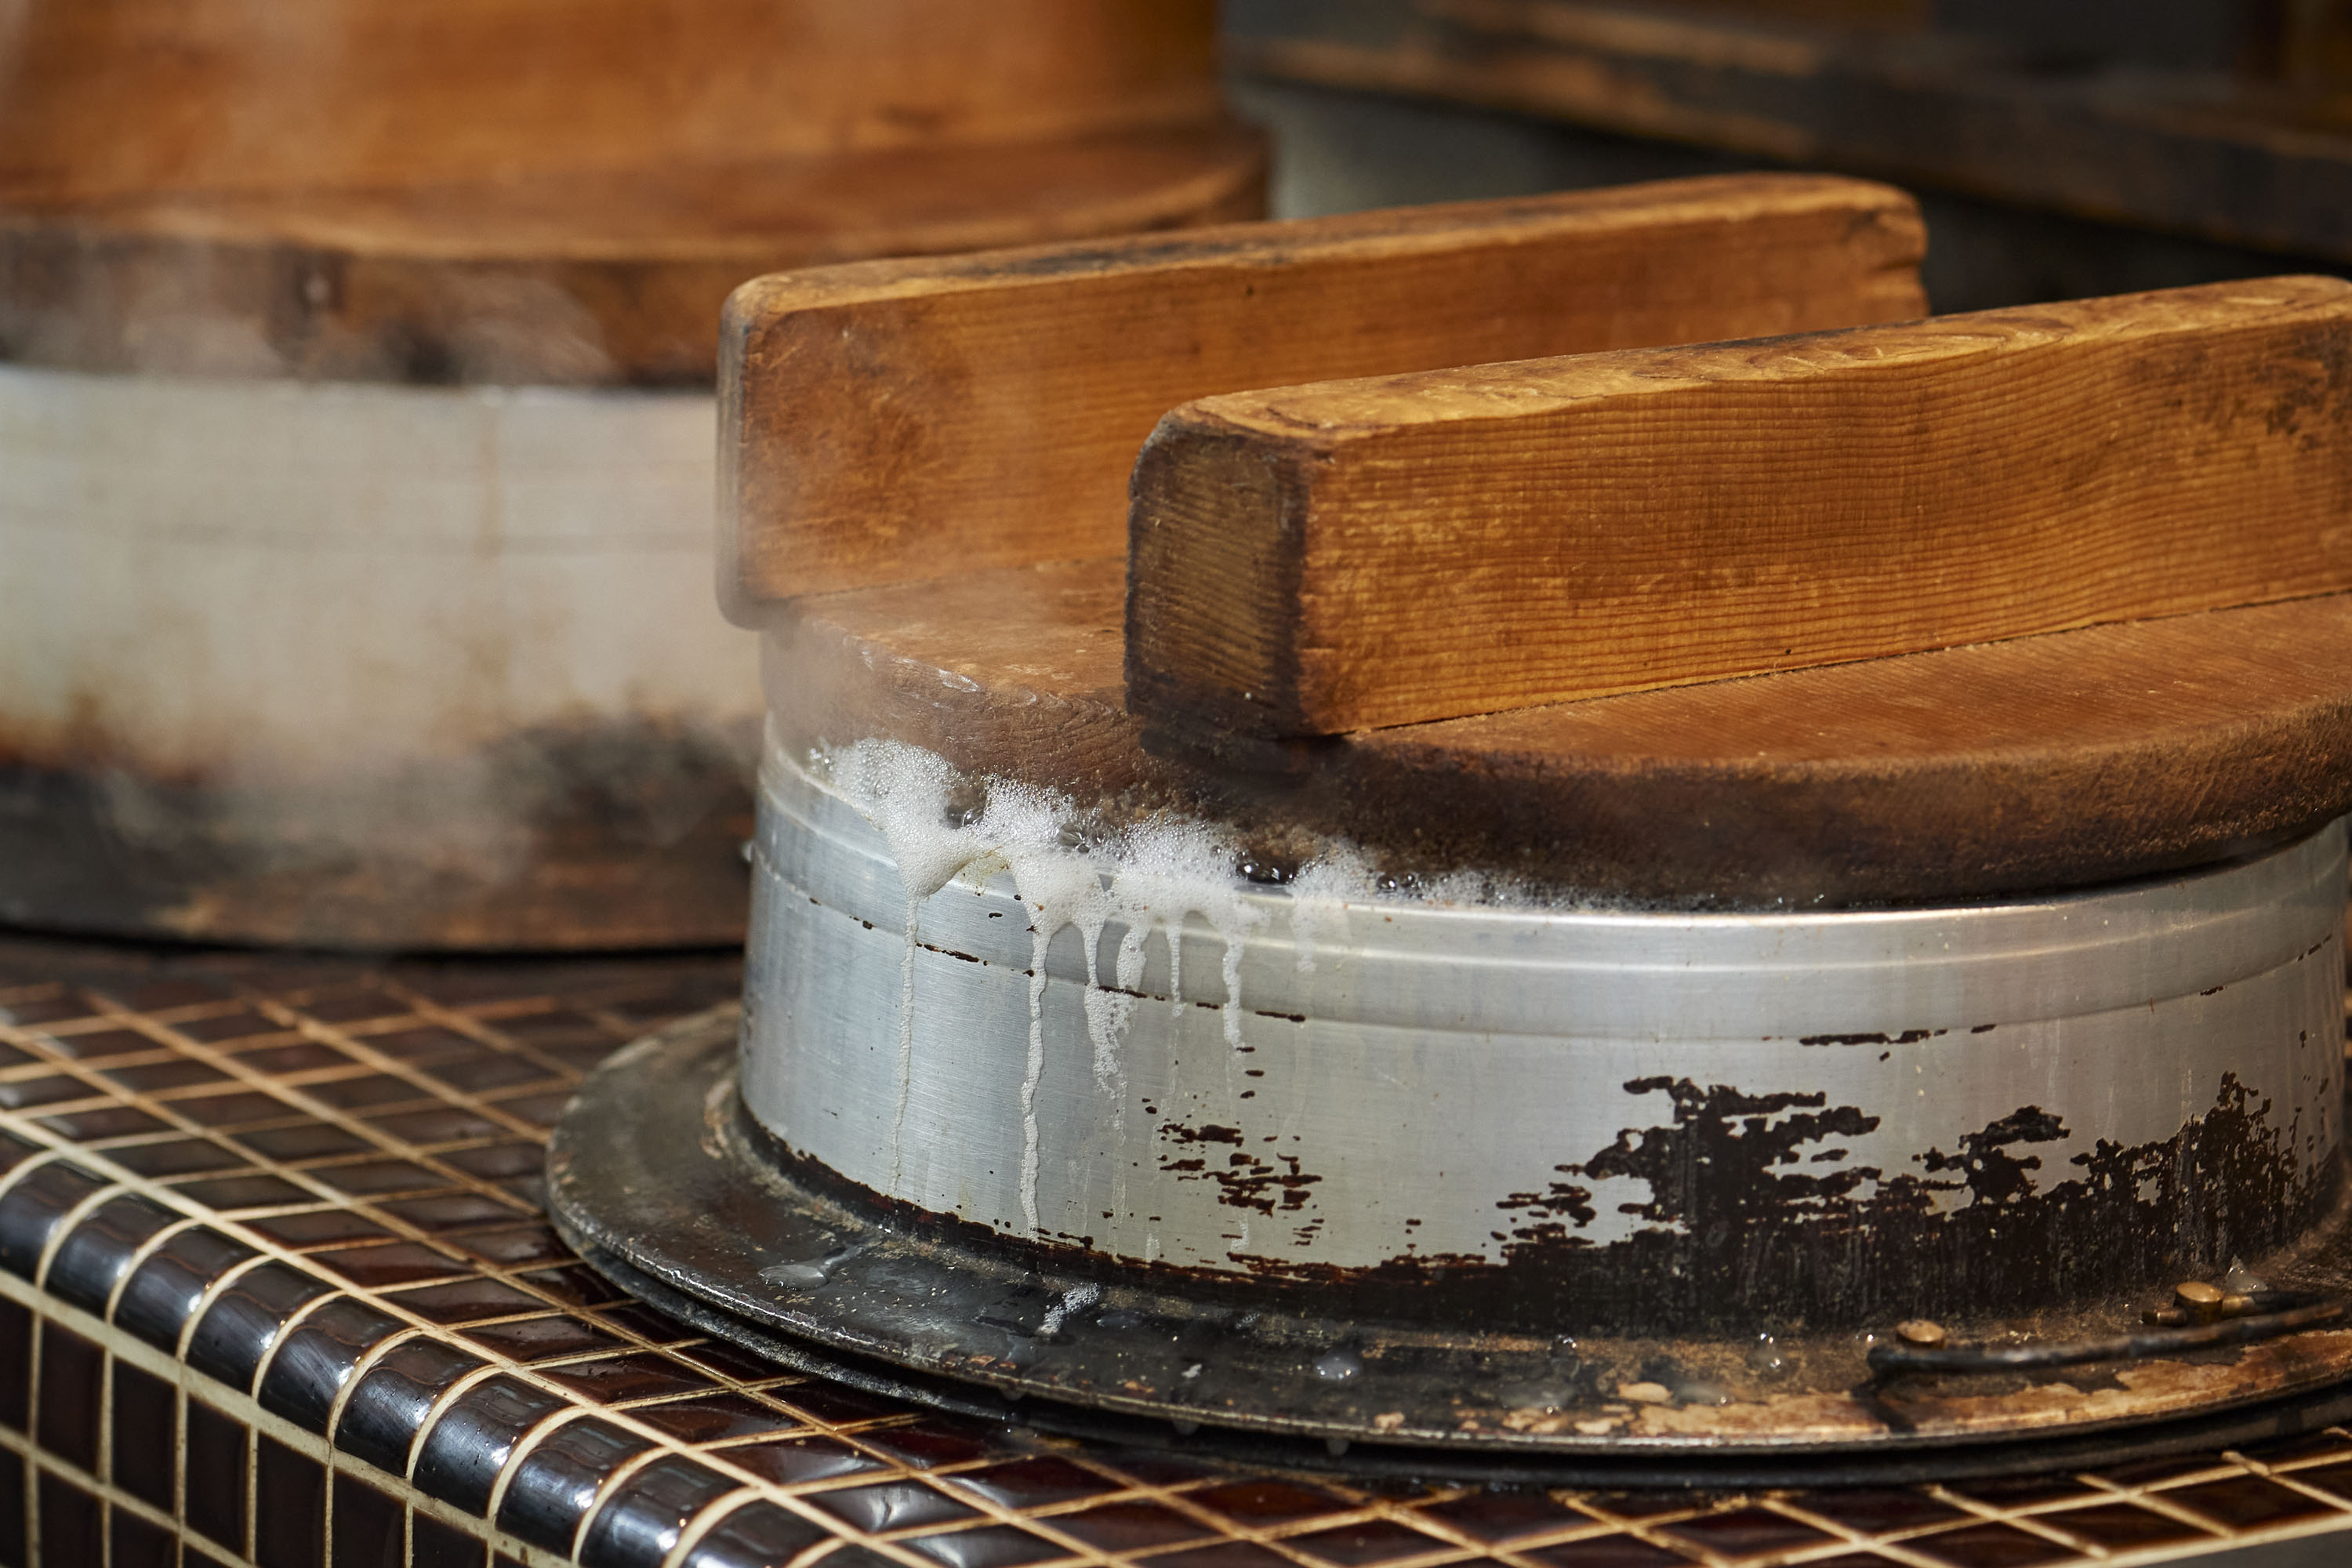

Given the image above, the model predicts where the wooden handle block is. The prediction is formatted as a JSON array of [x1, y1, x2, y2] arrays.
[[721, 172, 1924, 616], [1126, 276, 2352, 739]]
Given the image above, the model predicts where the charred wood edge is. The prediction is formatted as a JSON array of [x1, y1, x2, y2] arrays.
[[1867, 1297, 2350, 1378], [1224, 1, 2352, 262]]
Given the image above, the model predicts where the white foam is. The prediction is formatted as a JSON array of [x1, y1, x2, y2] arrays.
[[815, 737, 1559, 1232]]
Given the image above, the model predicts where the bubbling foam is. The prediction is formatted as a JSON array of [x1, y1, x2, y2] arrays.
[[815, 736, 1548, 1232]]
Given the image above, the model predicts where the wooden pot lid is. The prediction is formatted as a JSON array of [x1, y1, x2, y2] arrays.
[[0, 0, 1261, 384], [775, 559, 2352, 906], [725, 182, 2352, 904]]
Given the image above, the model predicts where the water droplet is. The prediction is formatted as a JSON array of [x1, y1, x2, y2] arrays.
[[1170, 1417, 1200, 1436], [758, 1237, 856, 1288], [1311, 1349, 1362, 1382], [1745, 1333, 1789, 1378], [1180, 1359, 1205, 1381], [2224, 1260, 2270, 1294], [1674, 1380, 1730, 1407], [1095, 1308, 1147, 1331], [1324, 1436, 1350, 1456]]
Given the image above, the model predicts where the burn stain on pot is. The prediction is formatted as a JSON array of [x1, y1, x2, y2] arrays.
[[1157, 1123, 1321, 1215], [1457, 1070, 2319, 1332], [1798, 1029, 1944, 1046]]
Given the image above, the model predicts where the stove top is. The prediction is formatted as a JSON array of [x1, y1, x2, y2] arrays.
[[0, 931, 2345, 1567]]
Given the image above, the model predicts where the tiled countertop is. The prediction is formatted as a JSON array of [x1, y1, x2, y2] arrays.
[[0, 934, 2348, 1568]]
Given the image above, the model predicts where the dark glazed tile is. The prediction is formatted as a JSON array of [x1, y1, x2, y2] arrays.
[[106, 1137, 249, 1177], [0, 1131, 37, 1179], [413, 1373, 572, 1515], [856, 1422, 996, 1470], [307, 1159, 447, 1197], [578, 1455, 740, 1568], [247, 1210, 397, 1248], [336, 1338, 488, 1477], [1905, 1523, 2071, 1567], [384, 1277, 546, 1325], [173, 1091, 298, 1127], [714, 1436, 883, 1486], [367, 1025, 482, 1063], [1940, 1474, 2100, 1508], [459, 1315, 624, 1363], [1050, 1502, 1214, 1553], [368, 1106, 504, 1145], [1795, 1488, 1971, 1534], [329, 1474, 401, 1568], [311, 1240, 465, 1287], [1522, 1540, 1692, 1568], [38, 1105, 167, 1141], [260, 1295, 407, 1432], [0, 1159, 110, 1277], [2288, 1457, 2352, 1499], [680, 1501, 832, 1568], [949, 1458, 1116, 1510], [172, 1173, 315, 1210], [0, 1298, 25, 1430], [45, 1192, 178, 1312], [238, 1124, 374, 1161], [114, 1225, 260, 1350], [0, 1075, 99, 1109], [413, 1512, 490, 1567], [537, 1351, 717, 1405], [430, 1052, 558, 1094], [0, 1446, 20, 1568], [1421, 1490, 1588, 1544], [186, 1259, 335, 1391], [517, 1263, 630, 1308], [898, 1523, 1069, 1568], [444, 1143, 547, 1181], [103, 1058, 230, 1091], [176, 1009, 279, 1043], [494, 1417, 655, 1552], [806, 1480, 982, 1533], [634, 1393, 801, 1443], [110, 1508, 177, 1568], [241, 1041, 359, 1075], [1660, 1506, 1835, 1558], [34, 1473, 99, 1568], [377, 1193, 526, 1232], [34, 1323, 102, 1470], [452, 1224, 571, 1267], [257, 1435, 328, 1568], [2164, 1474, 2339, 1529], [112, 1362, 178, 1511], [1137, 1548, 1294, 1568], [593, 1303, 697, 1345], [488, 1089, 574, 1128], [186, 1399, 249, 1551], [1284, 1520, 1450, 1566], [36, 1029, 147, 1062], [2035, 1502, 2209, 1549], [1192, 1480, 1352, 1527], [306, 1073, 430, 1110]]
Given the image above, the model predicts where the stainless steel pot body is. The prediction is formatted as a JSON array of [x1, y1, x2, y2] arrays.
[[742, 742, 2347, 1333]]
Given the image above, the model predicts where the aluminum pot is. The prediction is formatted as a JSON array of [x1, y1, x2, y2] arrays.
[[742, 739, 2348, 1335]]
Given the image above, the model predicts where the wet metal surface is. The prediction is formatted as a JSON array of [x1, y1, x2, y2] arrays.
[[555, 1013, 2352, 1466]]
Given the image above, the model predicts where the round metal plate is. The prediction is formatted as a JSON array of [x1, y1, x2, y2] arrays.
[[548, 1009, 2352, 1475]]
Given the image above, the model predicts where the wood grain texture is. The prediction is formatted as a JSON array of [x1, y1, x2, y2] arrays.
[[721, 172, 1925, 611], [774, 556, 2352, 904], [1227, 0, 2352, 263], [0, 126, 1266, 385], [0, 0, 1222, 205], [1127, 276, 2352, 739]]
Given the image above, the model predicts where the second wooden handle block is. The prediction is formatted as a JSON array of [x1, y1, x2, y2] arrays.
[[1127, 276, 2352, 739]]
